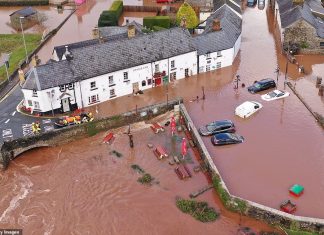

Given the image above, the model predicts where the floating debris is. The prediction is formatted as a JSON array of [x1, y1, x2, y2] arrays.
[[189, 185, 213, 198], [193, 165, 201, 172], [147, 143, 154, 148], [138, 173, 154, 184], [131, 164, 145, 174], [110, 150, 123, 158]]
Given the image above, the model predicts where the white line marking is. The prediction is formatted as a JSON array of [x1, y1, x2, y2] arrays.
[[2, 129, 12, 137], [11, 111, 16, 116], [42, 119, 52, 124], [4, 119, 10, 124], [22, 124, 34, 137], [44, 125, 54, 132]]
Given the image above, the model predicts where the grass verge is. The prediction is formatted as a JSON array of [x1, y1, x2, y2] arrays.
[[0, 34, 42, 82]]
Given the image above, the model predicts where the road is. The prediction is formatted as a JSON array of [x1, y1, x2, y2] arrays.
[[0, 87, 55, 142]]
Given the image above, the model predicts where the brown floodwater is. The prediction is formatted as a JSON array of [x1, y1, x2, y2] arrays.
[[118, 11, 157, 26], [0, 114, 281, 234], [0, 6, 72, 34]]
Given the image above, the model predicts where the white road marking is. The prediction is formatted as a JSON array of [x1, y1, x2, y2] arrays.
[[2, 129, 13, 141], [22, 124, 34, 137], [4, 119, 10, 124], [11, 111, 16, 116], [42, 119, 52, 124]]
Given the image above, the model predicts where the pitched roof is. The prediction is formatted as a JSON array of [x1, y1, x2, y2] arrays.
[[99, 21, 143, 38], [53, 21, 144, 61], [194, 5, 242, 55], [9, 7, 37, 17], [23, 60, 77, 90], [213, 0, 242, 14], [280, 3, 316, 28], [24, 28, 195, 90]]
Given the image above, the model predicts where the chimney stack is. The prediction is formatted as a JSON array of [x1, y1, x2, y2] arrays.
[[180, 17, 187, 28], [92, 25, 99, 39], [212, 19, 221, 31], [65, 46, 73, 61], [128, 24, 136, 38], [292, 0, 304, 5]]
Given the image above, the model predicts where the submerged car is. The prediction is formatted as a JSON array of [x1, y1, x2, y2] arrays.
[[235, 101, 263, 118], [211, 133, 244, 146], [198, 120, 235, 136], [248, 78, 276, 93], [261, 89, 290, 101]]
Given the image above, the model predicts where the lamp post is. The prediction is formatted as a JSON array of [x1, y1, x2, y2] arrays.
[[234, 75, 240, 89], [202, 86, 205, 100], [19, 16, 28, 64], [275, 65, 279, 84], [284, 42, 293, 84]]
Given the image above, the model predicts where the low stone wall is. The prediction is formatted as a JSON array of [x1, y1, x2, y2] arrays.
[[0, 99, 182, 170], [179, 103, 324, 234]]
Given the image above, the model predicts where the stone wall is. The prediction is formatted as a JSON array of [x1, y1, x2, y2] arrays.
[[0, 99, 182, 169], [284, 20, 324, 53], [179, 103, 324, 234]]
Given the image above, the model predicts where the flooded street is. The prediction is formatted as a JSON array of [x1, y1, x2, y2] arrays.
[[0, 0, 324, 233], [0, 114, 279, 234]]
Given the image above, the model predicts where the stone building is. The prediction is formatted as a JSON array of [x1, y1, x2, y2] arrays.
[[271, 0, 324, 54], [10, 7, 38, 31]]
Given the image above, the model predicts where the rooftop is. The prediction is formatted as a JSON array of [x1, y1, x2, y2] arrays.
[[9, 7, 37, 17]]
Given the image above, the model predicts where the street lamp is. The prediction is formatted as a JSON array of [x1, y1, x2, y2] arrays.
[[234, 75, 240, 89], [275, 65, 280, 84], [19, 16, 28, 64]]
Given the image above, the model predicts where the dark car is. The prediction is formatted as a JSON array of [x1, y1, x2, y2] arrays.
[[248, 78, 276, 93], [247, 0, 257, 7], [211, 133, 244, 146], [198, 120, 235, 136]]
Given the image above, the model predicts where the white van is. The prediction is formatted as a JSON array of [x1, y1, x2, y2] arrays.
[[235, 101, 263, 118]]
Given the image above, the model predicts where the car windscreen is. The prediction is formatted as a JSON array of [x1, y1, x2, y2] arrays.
[[254, 83, 261, 88], [206, 124, 216, 132], [268, 92, 277, 97]]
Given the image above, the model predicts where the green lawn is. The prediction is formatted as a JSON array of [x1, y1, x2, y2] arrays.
[[0, 34, 42, 83]]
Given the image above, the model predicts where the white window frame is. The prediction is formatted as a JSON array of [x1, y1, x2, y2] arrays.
[[216, 62, 222, 69], [90, 81, 96, 90], [123, 72, 128, 81], [27, 100, 33, 106], [217, 51, 222, 57], [88, 94, 99, 104], [206, 65, 211, 71], [155, 64, 159, 72], [32, 90, 38, 97], [34, 101, 40, 109], [110, 89, 116, 97], [108, 76, 114, 85], [171, 60, 175, 69]]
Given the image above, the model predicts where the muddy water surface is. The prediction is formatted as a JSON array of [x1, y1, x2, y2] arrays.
[[0, 115, 280, 234]]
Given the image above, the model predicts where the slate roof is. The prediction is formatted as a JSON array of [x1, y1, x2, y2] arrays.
[[53, 21, 144, 61], [24, 28, 195, 90], [23, 60, 77, 90], [276, 0, 324, 38], [213, 0, 242, 14], [10, 7, 37, 17], [194, 5, 242, 55], [99, 21, 143, 38]]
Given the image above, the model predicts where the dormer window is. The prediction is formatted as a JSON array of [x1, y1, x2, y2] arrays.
[[90, 81, 97, 90], [59, 85, 66, 92]]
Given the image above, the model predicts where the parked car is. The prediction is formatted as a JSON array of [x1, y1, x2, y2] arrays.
[[235, 101, 263, 118], [198, 120, 235, 136], [258, 0, 265, 9], [247, 0, 257, 7], [261, 89, 290, 101], [248, 78, 276, 93], [211, 133, 244, 146]]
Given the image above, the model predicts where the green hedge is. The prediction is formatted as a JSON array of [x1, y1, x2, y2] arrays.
[[152, 26, 166, 32], [98, 1, 123, 27], [0, 0, 48, 5], [143, 16, 170, 30]]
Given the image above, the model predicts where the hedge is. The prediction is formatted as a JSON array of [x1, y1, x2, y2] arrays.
[[152, 26, 166, 31], [143, 16, 170, 30], [0, 0, 48, 5], [98, 0, 123, 27]]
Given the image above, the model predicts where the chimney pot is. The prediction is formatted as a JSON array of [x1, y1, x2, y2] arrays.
[[212, 19, 221, 31], [128, 24, 136, 38]]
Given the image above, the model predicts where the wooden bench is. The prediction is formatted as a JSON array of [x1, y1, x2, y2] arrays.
[[103, 132, 114, 144], [175, 164, 192, 180], [153, 146, 168, 159], [150, 122, 164, 134]]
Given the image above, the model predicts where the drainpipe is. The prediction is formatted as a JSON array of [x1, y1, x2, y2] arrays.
[[79, 80, 84, 109], [197, 54, 199, 74], [168, 59, 170, 82], [73, 82, 77, 109]]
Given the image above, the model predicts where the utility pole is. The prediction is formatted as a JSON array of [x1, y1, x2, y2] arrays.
[[202, 86, 205, 100], [275, 65, 279, 85]]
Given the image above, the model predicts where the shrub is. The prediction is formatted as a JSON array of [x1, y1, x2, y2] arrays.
[[176, 2, 199, 29], [176, 198, 219, 222], [98, 1, 123, 27], [87, 122, 97, 136], [152, 25, 166, 31], [300, 41, 309, 49], [137, 173, 153, 184], [143, 16, 170, 30]]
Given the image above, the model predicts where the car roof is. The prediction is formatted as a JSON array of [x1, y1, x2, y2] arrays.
[[214, 133, 231, 140], [258, 78, 275, 84], [212, 120, 233, 126]]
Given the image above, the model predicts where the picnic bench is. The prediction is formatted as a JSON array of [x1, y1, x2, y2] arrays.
[[153, 146, 168, 160], [150, 122, 165, 134], [103, 132, 114, 144], [175, 164, 192, 180]]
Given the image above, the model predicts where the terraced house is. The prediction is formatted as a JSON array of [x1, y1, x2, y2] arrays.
[[21, 2, 242, 115]]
